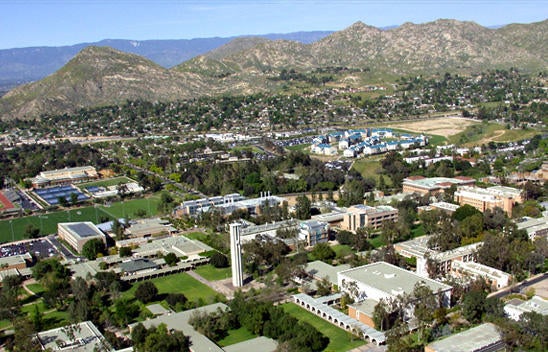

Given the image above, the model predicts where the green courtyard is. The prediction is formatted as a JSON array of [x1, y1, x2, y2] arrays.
[[282, 303, 365, 352]]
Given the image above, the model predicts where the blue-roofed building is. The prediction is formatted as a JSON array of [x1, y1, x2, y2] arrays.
[[386, 140, 401, 151], [58, 222, 106, 252], [312, 135, 327, 145], [338, 139, 350, 150], [348, 133, 362, 144], [311, 143, 337, 155], [327, 131, 345, 142]]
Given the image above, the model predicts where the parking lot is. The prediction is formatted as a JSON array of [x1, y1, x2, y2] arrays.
[[0, 238, 59, 259]]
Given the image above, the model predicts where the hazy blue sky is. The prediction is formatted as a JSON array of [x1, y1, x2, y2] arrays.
[[1, 0, 546, 49]]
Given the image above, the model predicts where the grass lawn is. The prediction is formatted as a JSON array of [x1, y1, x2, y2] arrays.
[[445, 122, 529, 146], [217, 327, 257, 347], [332, 244, 353, 258], [26, 283, 45, 296], [183, 231, 209, 241], [194, 264, 232, 281], [411, 223, 425, 238], [286, 144, 311, 152], [122, 272, 221, 304], [426, 134, 448, 146], [282, 303, 365, 352], [98, 194, 162, 219], [0, 319, 11, 330], [492, 128, 539, 143], [351, 158, 392, 185], [77, 176, 137, 189], [368, 235, 385, 249]]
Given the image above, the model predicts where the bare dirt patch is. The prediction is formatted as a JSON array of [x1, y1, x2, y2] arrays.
[[388, 117, 478, 137]]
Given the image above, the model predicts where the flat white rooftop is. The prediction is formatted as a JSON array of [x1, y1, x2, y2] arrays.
[[37, 321, 110, 352], [339, 261, 451, 297], [425, 323, 503, 352]]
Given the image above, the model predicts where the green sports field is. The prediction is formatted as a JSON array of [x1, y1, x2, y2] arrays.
[[76, 176, 138, 189], [0, 194, 163, 243]]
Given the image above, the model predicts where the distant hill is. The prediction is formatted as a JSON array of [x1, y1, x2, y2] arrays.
[[1, 19, 546, 120], [0, 31, 333, 86]]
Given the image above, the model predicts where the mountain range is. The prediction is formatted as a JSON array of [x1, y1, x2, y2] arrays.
[[1, 19, 546, 120], [0, 31, 334, 87]]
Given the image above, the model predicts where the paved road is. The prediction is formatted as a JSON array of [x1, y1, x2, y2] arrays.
[[47, 235, 77, 260], [488, 272, 548, 299]]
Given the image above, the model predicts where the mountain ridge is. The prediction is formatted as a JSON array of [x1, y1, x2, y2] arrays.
[[1, 19, 546, 120], [0, 31, 334, 86]]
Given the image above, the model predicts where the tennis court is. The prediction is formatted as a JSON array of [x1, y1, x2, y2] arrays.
[[33, 185, 88, 205]]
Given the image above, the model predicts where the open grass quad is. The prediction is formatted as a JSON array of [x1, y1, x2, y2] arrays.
[[121, 272, 222, 306], [0, 193, 163, 243]]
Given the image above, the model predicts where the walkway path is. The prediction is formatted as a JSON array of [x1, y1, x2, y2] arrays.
[[187, 270, 235, 300]]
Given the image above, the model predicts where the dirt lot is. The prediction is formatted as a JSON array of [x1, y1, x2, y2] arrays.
[[388, 117, 478, 137]]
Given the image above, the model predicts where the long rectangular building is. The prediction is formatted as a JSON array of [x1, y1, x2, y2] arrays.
[[402, 176, 475, 196], [31, 166, 98, 188]]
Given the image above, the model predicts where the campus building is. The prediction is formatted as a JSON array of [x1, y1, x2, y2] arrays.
[[31, 166, 98, 188], [123, 218, 178, 240], [175, 193, 245, 216], [58, 222, 106, 253], [299, 220, 329, 246], [425, 323, 505, 352], [340, 205, 399, 232], [338, 262, 452, 327], [417, 201, 460, 215], [237, 219, 300, 249], [416, 243, 480, 278], [402, 176, 475, 196], [504, 296, 548, 321], [36, 321, 112, 351], [454, 185, 524, 216], [174, 193, 284, 218], [516, 214, 548, 240], [451, 260, 512, 290]]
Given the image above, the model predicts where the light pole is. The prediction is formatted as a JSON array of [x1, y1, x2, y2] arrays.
[[39, 216, 48, 235], [9, 220, 14, 243]]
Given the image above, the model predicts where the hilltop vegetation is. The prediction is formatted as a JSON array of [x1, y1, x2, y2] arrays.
[[0, 19, 546, 119]]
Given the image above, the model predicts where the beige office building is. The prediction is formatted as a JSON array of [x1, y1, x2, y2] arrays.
[[341, 205, 398, 232], [454, 185, 523, 216]]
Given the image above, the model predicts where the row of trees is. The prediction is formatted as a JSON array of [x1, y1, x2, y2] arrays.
[[421, 204, 546, 280], [0, 140, 108, 185], [180, 151, 347, 197]]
